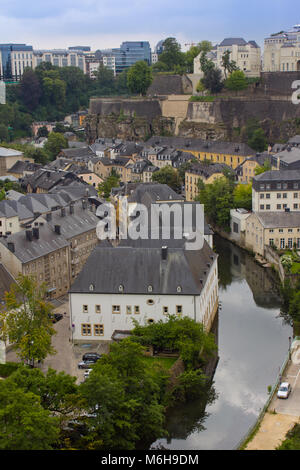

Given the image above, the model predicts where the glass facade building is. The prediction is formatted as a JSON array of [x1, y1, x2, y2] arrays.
[[107, 41, 151, 73], [0, 44, 33, 81]]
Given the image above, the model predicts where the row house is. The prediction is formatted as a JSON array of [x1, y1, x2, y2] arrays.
[[185, 163, 231, 201], [252, 170, 300, 213], [0, 200, 100, 299]]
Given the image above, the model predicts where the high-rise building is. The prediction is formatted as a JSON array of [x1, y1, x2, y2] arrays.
[[0, 44, 33, 81], [32, 49, 87, 73]]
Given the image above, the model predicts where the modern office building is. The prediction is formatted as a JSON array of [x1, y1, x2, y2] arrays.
[[0, 44, 33, 81], [32, 49, 87, 73]]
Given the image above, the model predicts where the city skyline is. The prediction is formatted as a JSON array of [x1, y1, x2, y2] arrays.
[[0, 0, 299, 51]]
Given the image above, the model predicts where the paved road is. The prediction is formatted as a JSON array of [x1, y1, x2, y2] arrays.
[[271, 359, 300, 417]]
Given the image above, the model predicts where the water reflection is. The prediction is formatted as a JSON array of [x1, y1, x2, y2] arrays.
[[154, 235, 292, 450]]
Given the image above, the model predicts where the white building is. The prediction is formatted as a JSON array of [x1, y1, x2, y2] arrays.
[[70, 242, 219, 343], [264, 25, 300, 72], [252, 169, 300, 213], [194, 38, 261, 78], [33, 49, 87, 73]]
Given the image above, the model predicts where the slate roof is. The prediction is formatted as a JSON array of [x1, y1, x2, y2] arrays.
[[255, 211, 300, 229], [145, 136, 255, 156], [274, 147, 300, 165], [0, 147, 23, 158], [254, 169, 300, 182], [70, 241, 217, 296], [187, 162, 231, 178], [7, 161, 42, 174], [127, 183, 184, 204], [219, 38, 247, 47], [59, 147, 96, 160], [288, 135, 300, 145], [0, 200, 99, 263]]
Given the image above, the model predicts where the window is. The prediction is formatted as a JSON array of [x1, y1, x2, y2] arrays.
[[82, 305, 88, 313], [277, 204, 281, 209], [269, 229, 274, 233], [294, 193, 298, 198], [81, 324, 91, 336], [112, 305, 120, 314], [126, 306, 132, 315], [94, 324, 104, 336], [147, 299, 154, 305], [279, 229, 283, 233], [280, 238, 285, 249], [294, 204, 299, 209], [266, 205, 270, 210], [147, 319, 154, 324], [288, 229, 293, 233], [134, 306, 140, 314], [277, 193, 281, 198], [297, 238, 300, 249], [260, 193, 264, 199], [148, 285, 153, 292], [288, 238, 293, 248], [283, 193, 287, 199], [95, 305, 101, 313], [233, 222, 239, 233], [260, 205, 264, 210], [163, 306, 168, 315], [269, 238, 274, 246], [176, 306, 183, 315], [266, 194, 270, 199]]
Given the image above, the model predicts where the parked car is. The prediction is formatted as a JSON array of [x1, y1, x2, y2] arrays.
[[82, 353, 102, 362], [48, 313, 63, 324], [277, 382, 291, 399], [84, 369, 92, 380], [78, 360, 96, 369]]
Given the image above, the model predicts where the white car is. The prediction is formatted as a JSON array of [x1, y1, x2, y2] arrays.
[[84, 369, 92, 380], [277, 382, 291, 399]]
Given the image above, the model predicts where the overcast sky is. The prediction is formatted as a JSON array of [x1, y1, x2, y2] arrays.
[[0, 0, 299, 51]]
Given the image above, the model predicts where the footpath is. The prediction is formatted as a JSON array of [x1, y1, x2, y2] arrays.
[[245, 347, 300, 450]]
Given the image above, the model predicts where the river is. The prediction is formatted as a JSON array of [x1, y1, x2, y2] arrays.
[[153, 236, 293, 450]]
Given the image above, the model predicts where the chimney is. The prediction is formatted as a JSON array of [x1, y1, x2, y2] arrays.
[[61, 207, 66, 217], [161, 246, 168, 261], [54, 225, 61, 235], [8, 242, 15, 253], [32, 227, 39, 239], [70, 204, 74, 215], [82, 199, 87, 210], [46, 213, 52, 222], [26, 230, 33, 242]]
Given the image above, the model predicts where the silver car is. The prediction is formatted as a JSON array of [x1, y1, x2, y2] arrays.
[[277, 382, 291, 399]]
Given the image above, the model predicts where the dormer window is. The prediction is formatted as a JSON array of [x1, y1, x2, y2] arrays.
[[118, 284, 124, 292], [177, 286, 182, 292], [148, 285, 153, 292], [89, 284, 95, 292]]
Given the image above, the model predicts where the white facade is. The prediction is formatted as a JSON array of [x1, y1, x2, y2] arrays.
[[264, 25, 300, 72], [194, 40, 261, 78], [70, 257, 219, 342], [33, 50, 87, 73], [11, 51, 33, 78], [252, 186, 300, 212]]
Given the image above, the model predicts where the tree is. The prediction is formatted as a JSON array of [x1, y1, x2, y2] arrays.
[[0, 124, 9, 142], [254, 160, 272, 175], [93, 65, 115, 95], [44, 132, 68, 160], [127, 61, 153, 95], [0, 380, 59, 450], [202, 66, 224, 94], [98, 170, 120, 199], [37, 125, 49, 138], [19, 69, 42, 111], [199, 51, 215, 74], [221, 50, 238, 78], [79, 339, 166, 449], [195, 177, 234, 230], [0, 275, 56, 365], [152, 166, 182, 192], [158, 37, 185, 71], [233, 183, 252, 210], [225, 70, 248, 91], [248, 128, 268, 152]]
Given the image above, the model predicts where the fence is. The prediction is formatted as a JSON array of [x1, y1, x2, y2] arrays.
[[235, 352, 290, 450]]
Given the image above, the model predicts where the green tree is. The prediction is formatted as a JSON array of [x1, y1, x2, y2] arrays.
[[19, 69, 42, 111], [0, 379, 59, 450], [0, 275, 56, 365], [202, 66, 224, 94], [0, 124, 9, 142], [152, 165, 182, 192], [225, 70, 248, 91], [233, 183, 252, 210], [37, 125, 49, 138], [158, 37, 185, 71], [44, 132, 68, 160], [221, 50, 238, 78], [127, 61, 153, 95], [254, 160, 272, 175], [248, 128, 268, 152], [195, 177, 234, 230], [98, 170, 120, 199]]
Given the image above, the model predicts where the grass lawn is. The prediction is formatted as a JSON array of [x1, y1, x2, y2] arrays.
[[142, 356, 178, 370]]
